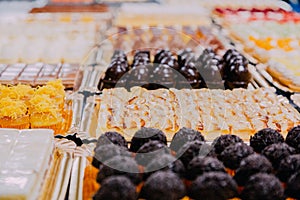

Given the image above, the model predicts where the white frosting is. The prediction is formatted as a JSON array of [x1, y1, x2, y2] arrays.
[[0, 129, 54, 200]]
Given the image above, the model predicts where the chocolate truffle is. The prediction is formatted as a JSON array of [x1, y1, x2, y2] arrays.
[[97, 156, 141, 185], [144, 154, 185, 178], [130, 127, 167, 152], [93, 176, 137, 200], [96, 131, 128, 148], [170, 127, 205, 152], [140, 171, 185, 200], [285, 172, 300, 199], [285, 125, 300, 152], [261, 143, 296, 170], [92, 144, 131, 168], [111, 50, 127, 61], [277, 154, 300, 182], [186, 156, 226, 180], [177, 48, 195, 67], [241, 173, 284, 200], [132, 50, 150, 66], [135, 140, 170, 166], [250, 128, 284, 153], [211, 134, 244, 155], [234, 154, 273, 186], [177, 140, 212, 167], [188, 172, 238, 200], [219, 142, 254, 170]]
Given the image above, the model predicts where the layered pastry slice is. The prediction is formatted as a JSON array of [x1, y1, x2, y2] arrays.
[[0, 129, 54, 199], [97, 87, 300, 141]]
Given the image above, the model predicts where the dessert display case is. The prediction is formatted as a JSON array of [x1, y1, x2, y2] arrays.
[[1, 0, 300, 200]]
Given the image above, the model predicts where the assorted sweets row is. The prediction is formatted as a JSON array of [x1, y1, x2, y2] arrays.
[[105, 26, 224, 56], [0, 130, 55, 199], [0, 63, 80, 88], [84, 125, 300, 200], [96, 87, 300, 141], [0, 79, 71, 134], [215, 8, 300, 91], [99, 48, 251, 90]]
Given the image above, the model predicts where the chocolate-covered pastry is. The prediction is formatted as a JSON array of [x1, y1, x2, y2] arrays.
[[144, 154, 185, 178], [196, 48, 224, 89], [188, 172, 238, 200], [132, 50, 150, 66], [219, 142, 254, 170], [285, 125, 300, 152], [177, 140, 212, 168], [154, 49, 173, 64], [222, 49, 251, 89], [93, 176, 137, 200], [285, 172, 300, 199], [277, 154, 300, 182], [212, 134, 244, 155], [125, 63, 152, 89], [234, 154, 273, 186], [96, 131, 128, 148], [97, 156, 141, 185], [241, 173, 284, 200], [177, 48, 195, 67], [101, 58, 129, 89], [130, 127, 167, 152], [170, 127, 205, 152], [186, 156, 226, 180], [150, 64, 177, 89], [135, 140, 171, 166], [250, 128, 284, 153], [140, 171, 185, 200], [261, 143, 296, 170], [92, 144, 131, 169], [178, 60, 205, 89]]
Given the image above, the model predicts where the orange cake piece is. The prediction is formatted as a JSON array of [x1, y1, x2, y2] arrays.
[[0, 97, 29, 129], [29, 94, 63, 134]]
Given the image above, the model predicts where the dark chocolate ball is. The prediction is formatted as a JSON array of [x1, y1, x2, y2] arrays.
[[130, 127, 167, 152], [212, 134, 244, 155], [188, 172, 238, 200], [140, 171, 185, 200], [177, 140, 212, 168], [286, 125, 300, 152], [93, 176, 137, 200], [170, 127, 205, 152], [96, 131, 128, 148], [186, 156, 226, 180], [135, 140, 171, 166], [250, 128, 284, 153], [277, 154, 300, 182], [234, 154, 273, 186], [92, 144, 131, 168], [144, 154, 185, 178], [154, 49, 172, 64], [261, 143, 296, 170], [219, 142, 254, 170], [97, 156, 141, 185], [241, 173, 284, 200], [285, 172, 300, 199]]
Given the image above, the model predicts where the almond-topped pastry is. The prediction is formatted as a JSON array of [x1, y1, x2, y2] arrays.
[[0, 97, 29, 129], [97, 87, 300, 141]]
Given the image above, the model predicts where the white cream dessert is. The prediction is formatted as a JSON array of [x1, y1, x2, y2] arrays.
[[0, 129, 54, 200]]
